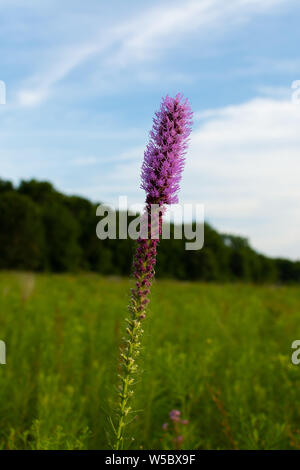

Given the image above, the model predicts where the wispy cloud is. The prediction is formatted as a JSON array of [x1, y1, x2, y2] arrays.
[[70, 146, 144, 167], [108, 0, 288, 65], [16, 0, 291, 106], [183, 96, 300, 259], [17, 43, 104, 106], [71, 156, 99, 167]]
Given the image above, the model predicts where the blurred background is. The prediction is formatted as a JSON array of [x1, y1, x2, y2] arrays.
[[0, 0, 300, 450]]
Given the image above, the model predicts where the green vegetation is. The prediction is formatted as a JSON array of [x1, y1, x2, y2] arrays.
[[0, 272, 299, 450], [0, 178, 299, 283]]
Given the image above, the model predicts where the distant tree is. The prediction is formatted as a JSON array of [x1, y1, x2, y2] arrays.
[[158, 223, 227, 281], [276, 258, 300, 283], [98, 211, 136, 276], [0, 179, 14, 194], [204, 225, 230, 280], [63, 195, 97, 270], [157, 234, 187, 279], [264, 256, 279, 283], [0, 192, 45, 270], [0, 177, 298, 283], [18, 179, 56, 203], [18, 180, 83, 271], [65, 196, 122, 273], [42, 202, 82, 272]]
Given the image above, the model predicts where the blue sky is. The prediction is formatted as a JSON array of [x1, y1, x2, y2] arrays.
[[1, 0, 300, 259]]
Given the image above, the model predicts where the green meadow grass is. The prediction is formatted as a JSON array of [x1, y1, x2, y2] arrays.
[[0, 272, 299, 450]]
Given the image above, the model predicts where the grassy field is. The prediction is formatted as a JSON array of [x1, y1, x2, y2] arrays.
[[0, 272, 299, 450]]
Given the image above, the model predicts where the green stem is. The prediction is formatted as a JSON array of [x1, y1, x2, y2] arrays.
[[113, 239, 154, 450], [114, 311, 142, 450]]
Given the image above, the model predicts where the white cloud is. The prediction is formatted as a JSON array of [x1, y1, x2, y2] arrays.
[[18, 89, 48, 107], [63, 95, 300, 260], [71, 156, 99, 167], [256, 85, 292, 100], [16, 0, 291, 106], [17, 43, 102, 107], [109, 0, 288, 64], [182, 97, 300, 259], [70, 147, 144, 167]]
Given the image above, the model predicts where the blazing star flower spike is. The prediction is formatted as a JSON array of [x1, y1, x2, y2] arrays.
[[113, 94, 193, 450], [141, 93, 193, 206]]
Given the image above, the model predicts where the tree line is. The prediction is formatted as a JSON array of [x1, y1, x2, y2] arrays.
[[0, 178, 299, 283]]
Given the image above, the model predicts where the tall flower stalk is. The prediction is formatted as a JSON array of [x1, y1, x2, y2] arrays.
[[114, 94, 193, 450]]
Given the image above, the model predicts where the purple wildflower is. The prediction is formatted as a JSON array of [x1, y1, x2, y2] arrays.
[[169, 409, 181, 421], [141, 93, 193, 206], [114, 94, 192, 450], [174, 435, 184, 444], [161, 409, 190, 450], [130, 94, 193, 319], [173, 435, 184, 448]]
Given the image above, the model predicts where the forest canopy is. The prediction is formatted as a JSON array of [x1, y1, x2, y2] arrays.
[[0, 178, 299, 283]]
